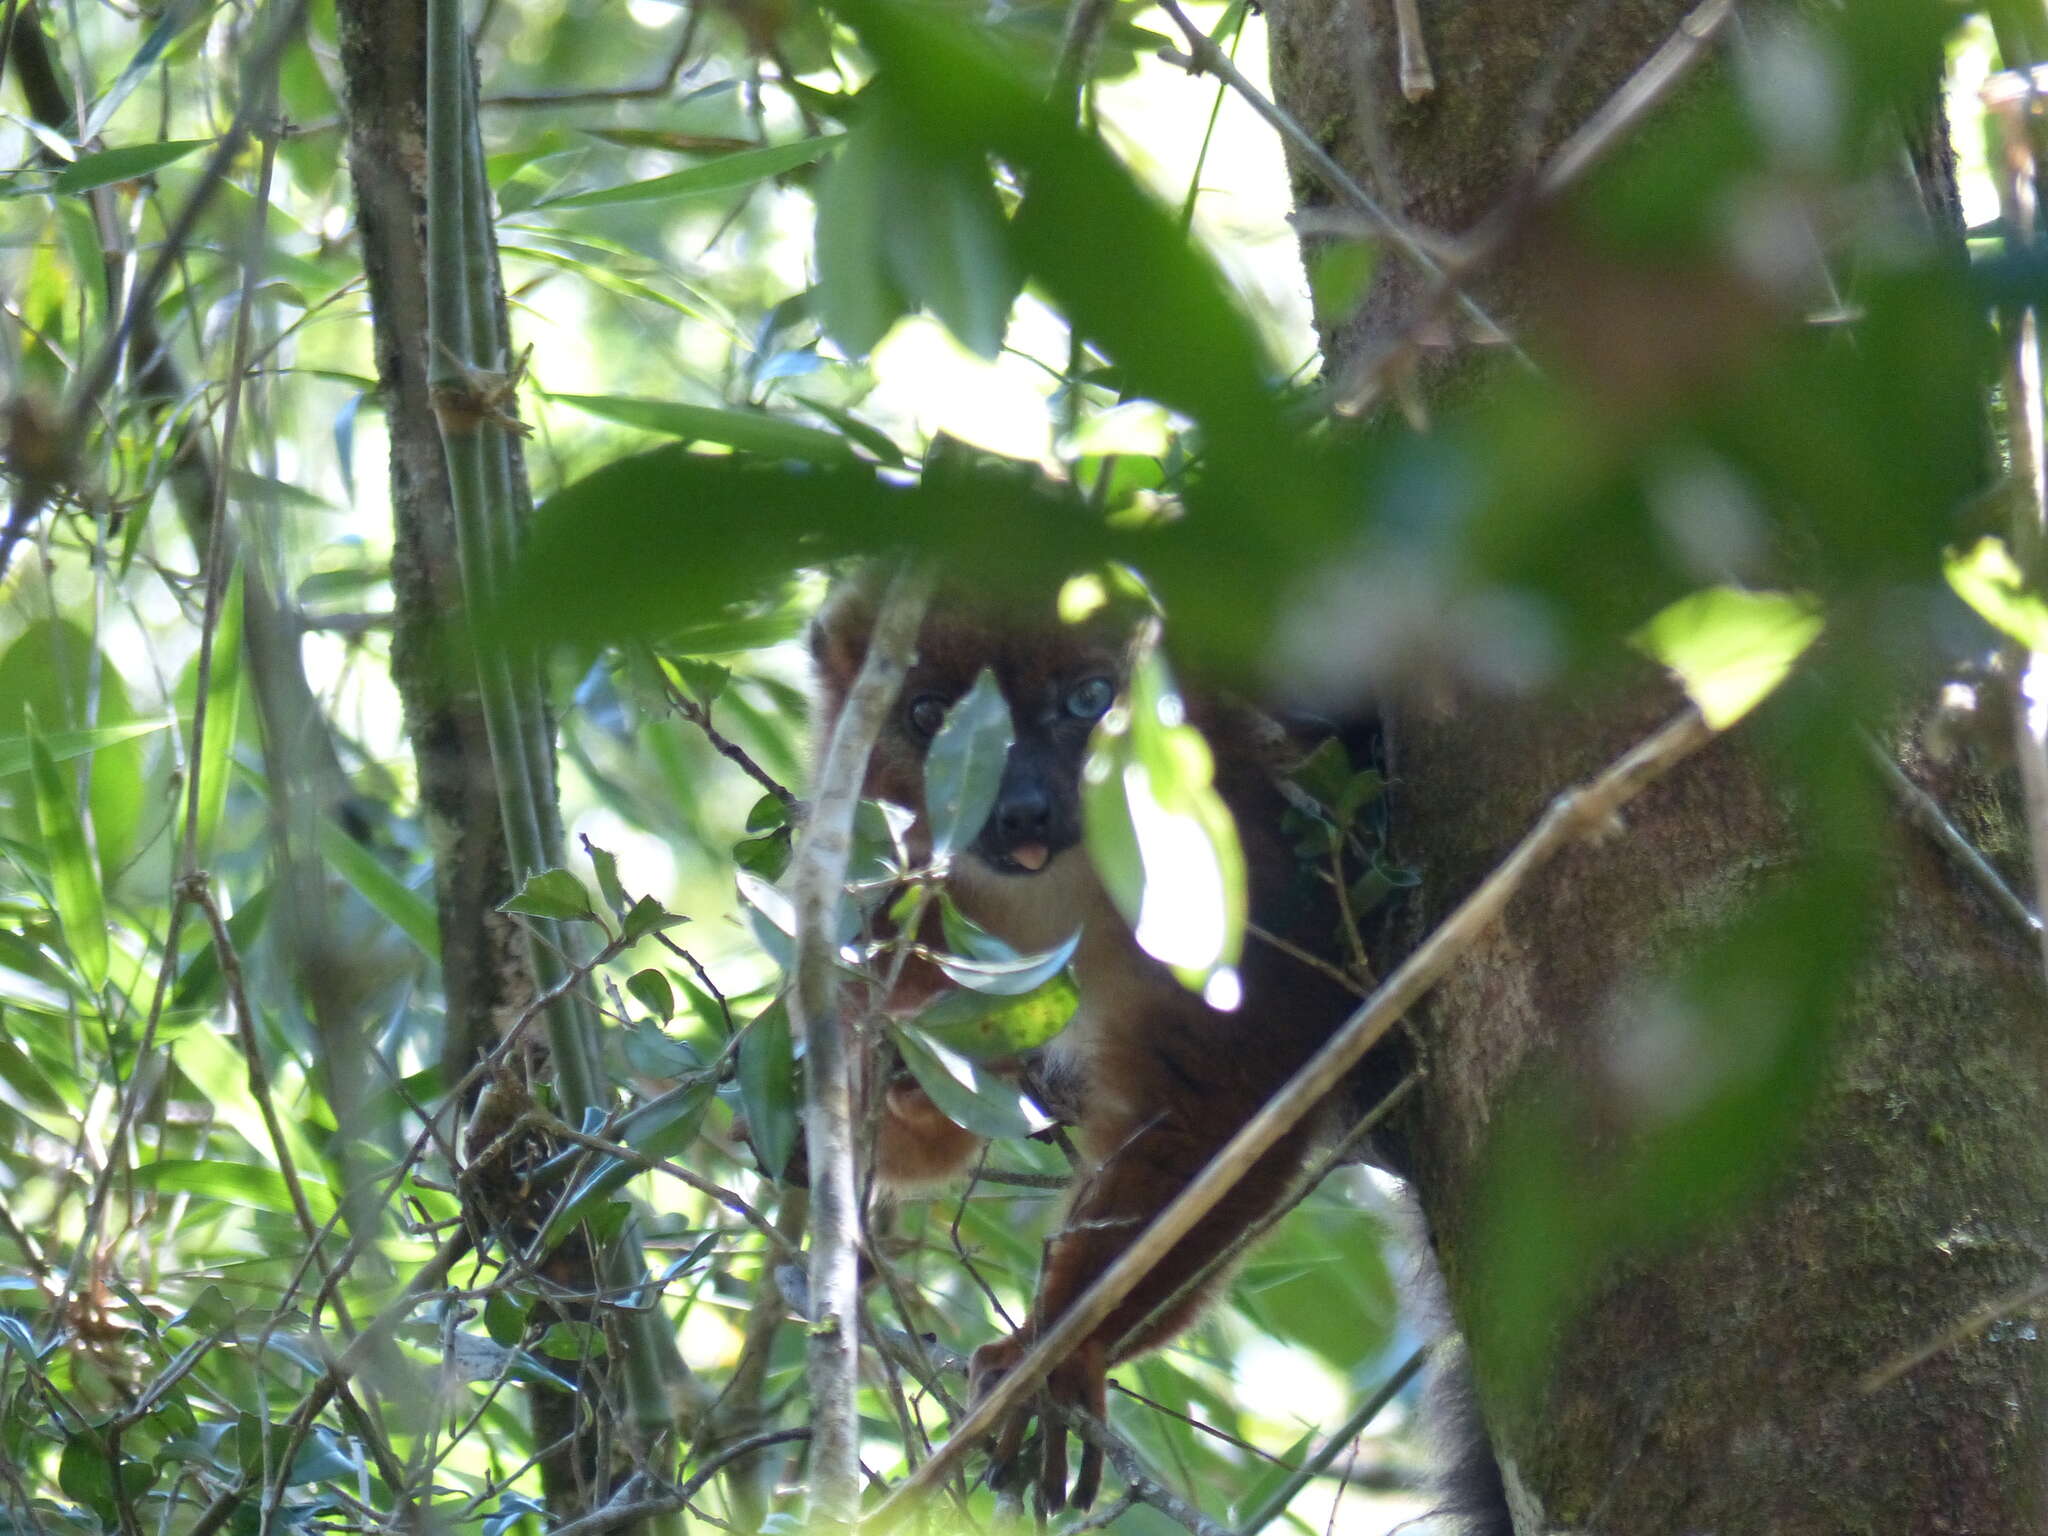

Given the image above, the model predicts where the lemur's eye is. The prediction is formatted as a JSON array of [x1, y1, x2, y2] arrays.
[[906, 694, 950, 739], [1065, 676, 1116, 720]]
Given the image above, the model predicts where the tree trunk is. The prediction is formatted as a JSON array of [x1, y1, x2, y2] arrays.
[[331, 3, 595, 1513], [1267, 4, 2048, 1531]]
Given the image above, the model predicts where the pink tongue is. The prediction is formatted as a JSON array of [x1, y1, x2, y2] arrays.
[[1011, 843, 1050, 871]]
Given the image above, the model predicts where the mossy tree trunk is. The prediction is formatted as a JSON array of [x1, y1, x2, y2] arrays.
[[1268, 3, 2048, 1530]]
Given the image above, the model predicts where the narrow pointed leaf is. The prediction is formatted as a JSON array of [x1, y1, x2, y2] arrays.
[[27, 714, 108, 992]]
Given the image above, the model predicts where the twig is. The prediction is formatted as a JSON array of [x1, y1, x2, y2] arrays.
[[482, 24, 697, 107], [544, 1428, 813, 1536], [1112, 1075, 1417, 1361], [1860, 1273, 2048, 1394], [1050, 0, 1115, 112], [958, 1166, 1073, 1190], [1984, 72, 2048, 989], [789, 562, 933, 1528], [1152, 0, 1518, 365], [1232, 1344, 1430, 1535], [868, 706, 1718, 1522], [1862, 734, 2039, 937], [179, 875, 326, 1248], [1246, 921, 1369, 996], [1107, 1381, 1292, 1467], [1390, 0, 1433, 102], [1062, 1411, 1234, 1536], [656, 657, 798, 812], [654, 929, 738, 1033], [538, 1122, 801, 1265]]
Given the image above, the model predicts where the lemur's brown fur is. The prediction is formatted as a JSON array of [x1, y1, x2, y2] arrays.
[[812, 578, 1384, 1511]]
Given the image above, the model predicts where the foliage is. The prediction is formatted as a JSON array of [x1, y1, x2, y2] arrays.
[[0, 0, 2034, 1531]]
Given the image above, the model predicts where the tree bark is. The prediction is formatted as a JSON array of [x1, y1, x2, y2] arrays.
[[331, 2, 598, 1514], [1268, 4, 2048, 1531], [333, 0, 528, 1089]]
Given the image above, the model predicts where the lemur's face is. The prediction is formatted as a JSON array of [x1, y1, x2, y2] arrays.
[[810, 583, 1125, 876]]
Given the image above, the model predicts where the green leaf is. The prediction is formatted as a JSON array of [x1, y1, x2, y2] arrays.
[[583, 837, 629, 915], [0, 721, 168, 778], [1632, 588, 1823, 730], [627, 968, 674, 1021], [129, 1158, 337, 1222], [834, 0, 1286, 472], [889, 1022, 1049, 1140], [54, 139, 211, 194], [915, 971, 1078, 1059], [500, 868, 599, 923], [539, 1083, 712, 1249], [541, 134, 843, 209], [923, 669, 1012, 858], [0, 621, 152, 878], [537, 1321, 608, 1359], [1945, 536, 2048, 651], [883, 134, 1021, 357], [931, 929, 1078, 996], [27, 712, 108, 993], [736, 869, 796, 968], [666, 657, 731, 709], [319, 818, 438, 957], [738, 997, 798, 1179], [1080, 644, 1245, 1004], [623, 1020, 699, 1077], [814, 117, 912, 356], [620, 895, 680, 943], [188, 565, 245, 863], [546, 392, 857, 463], [484, 1290, 531, 1348], [59, 1434, 152, 1517]]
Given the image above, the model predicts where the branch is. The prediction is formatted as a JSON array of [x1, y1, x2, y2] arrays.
[[1110, 1074, 1418, 1359], [1231, 1344, 1430, 1535], [654, 656, 798, 812], [481, 23, 696, 107], [1862, 733, 2039, 938], [544, 1428, 813, 1536], [1062, 1412, 1234, 1536], [788, 563, 933, 1529], [869, 706, 1719, 1522]]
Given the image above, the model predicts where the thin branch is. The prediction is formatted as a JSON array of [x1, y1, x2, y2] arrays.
[[1389, 0, 1433, 102], [654, 655, 798, 812], [546, 1429, 813, 1536], [481, 24, 696, 107], [1112, 1074, 1418, 1361], [538, 1122, 801, 1265], [1062, 1411, 1234, 1536], [869, 706, 1718, 1522], [1232, 1344, 1430, 1535], [789, 562, 933, 1529], [1862, 733, 2039, 937], [1246, 921, 1369, 997], [1861, 1273, 2048, 1394], [1049, 0, 1114, 113]]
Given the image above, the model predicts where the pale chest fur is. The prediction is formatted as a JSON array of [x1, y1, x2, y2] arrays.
[[950, 849, 1192, 1149]]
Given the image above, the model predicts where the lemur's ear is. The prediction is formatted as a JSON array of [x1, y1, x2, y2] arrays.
[[809, 574, 880, 690]]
